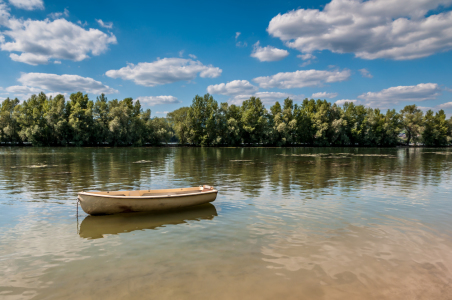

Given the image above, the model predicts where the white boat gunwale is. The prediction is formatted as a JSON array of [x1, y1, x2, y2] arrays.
[[77, 189, 218, 199]]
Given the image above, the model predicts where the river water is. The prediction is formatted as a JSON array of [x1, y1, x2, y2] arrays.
[[0, 147, 451, 300]]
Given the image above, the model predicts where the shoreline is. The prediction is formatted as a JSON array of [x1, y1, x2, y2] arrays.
[[1, 143, 451, 148]]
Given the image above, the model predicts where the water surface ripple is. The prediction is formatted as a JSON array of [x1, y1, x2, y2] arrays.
[[0, 147, 451, 299]]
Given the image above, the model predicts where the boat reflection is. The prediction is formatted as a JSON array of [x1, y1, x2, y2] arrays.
[[79, 203, 217, 239]]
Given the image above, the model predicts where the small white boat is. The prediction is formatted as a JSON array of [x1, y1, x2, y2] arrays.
[[78, 186, 218, 215]]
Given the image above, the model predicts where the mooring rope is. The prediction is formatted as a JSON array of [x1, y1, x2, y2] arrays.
[[76, 197, 80, 234]]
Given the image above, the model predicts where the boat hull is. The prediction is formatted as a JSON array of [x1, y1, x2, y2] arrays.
[[78, 188, 218, 215]]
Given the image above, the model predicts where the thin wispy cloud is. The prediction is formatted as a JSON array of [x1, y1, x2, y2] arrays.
[[297, 53, 316, 67], [235, 31, 247, 47], [312, 92, 338, 99], [96, 19, 113, 29], [136, 96, 181, 106], [48, 8, 69, 19], [335, 99, 360, 106], [154, 111, 170, 115], [359, 69, 373, 78], [229, 92, 305, 106]]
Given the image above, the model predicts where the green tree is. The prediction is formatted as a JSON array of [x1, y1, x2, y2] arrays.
[[293, 100, 314, 145], [269, 101, 283, 145], [150, 117, 172, 144], [67, 92, 94, 146], [311, 100, 332, 146], [241, 96, 269, 145], [93, 93, 110, 144], [44, 94, 70, 145], [380, 109, 401, 146], [224, 103, 242, 146], [0, 97, 21, 144], [400, 105, 423, 145], [186, 94, 218, 146], [167, 107, 190, 144], [327, 104, 349, 146], [448, 116, 452, 144], [16, 92, 50, 146], [422, 109, 449, 146], [214, 103, 228, 145], [343, 102, 368, 145], [269, 98, 297, 146], [282, 98, 297, 145]]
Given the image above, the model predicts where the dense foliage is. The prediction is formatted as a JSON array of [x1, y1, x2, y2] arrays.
[[0, 92, 172, 146], [168, 94, 452, 147], [1, 92, 451, 146]]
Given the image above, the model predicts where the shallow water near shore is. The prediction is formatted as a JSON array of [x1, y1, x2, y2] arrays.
[[1, 147, 452, 300]]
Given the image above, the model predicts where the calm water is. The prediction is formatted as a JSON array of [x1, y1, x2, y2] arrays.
[[1, 147, 452, 300]]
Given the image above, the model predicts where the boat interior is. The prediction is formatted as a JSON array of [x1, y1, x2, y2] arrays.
[[84, 186, 215, 197]]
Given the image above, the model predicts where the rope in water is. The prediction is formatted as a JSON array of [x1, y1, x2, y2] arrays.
[[76, 197, 80, 234]]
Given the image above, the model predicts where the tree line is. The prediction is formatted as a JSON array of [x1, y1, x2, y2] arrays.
[[1, 92, 451, 147], [0, 92, 172, 146]]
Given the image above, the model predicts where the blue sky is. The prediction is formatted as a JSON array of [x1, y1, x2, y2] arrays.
[[0, 0, 451, 116]]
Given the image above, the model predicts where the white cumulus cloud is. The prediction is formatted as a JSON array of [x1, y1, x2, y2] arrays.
[[3, 85, 69, 100], [229, 92, 305, 106], [358, 83, 441, 108], [3, 85, 42, 100], [0, 1, 10, 26], [437, 102, 452, 109], [105, 58, 222, 87], [0, 17, 117, 65], [253, 69, 350, 89], [17, 73, 118, 94], [251, 41, 289, 62], [5, 85, 41, 94], [96, 19, 113, 29], [335, 99, 360, 105], [267, 0, 452, 60], [8, 0, 43, 10], [135, 96, 181, 106], [207, 80, 258, 96], [312, 91, 338, 99]]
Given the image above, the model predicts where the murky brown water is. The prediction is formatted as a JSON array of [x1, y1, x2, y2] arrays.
[[1, 147, 451, 299]]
